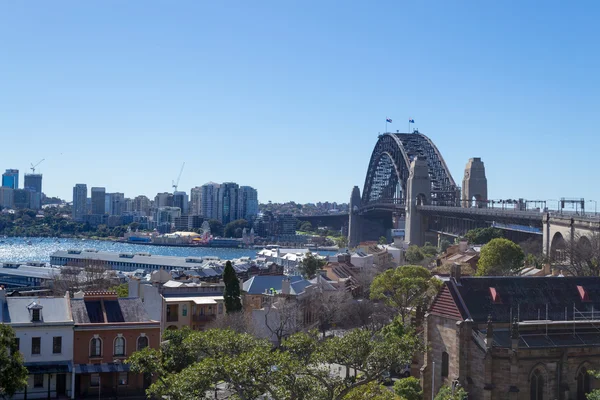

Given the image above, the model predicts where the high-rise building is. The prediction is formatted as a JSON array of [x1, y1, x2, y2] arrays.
[[105, 192, 125, 216], [23, 174, 42, 194], [2, 169, 19, 189], [189, 187, 203, 216], [201, 183, 220, 220], [218, 182, 239, 224], [237, 186, 259, 220], [91, 187, 106, 215], [123, 198, 134, 213], [154, 192, 173, 208], [173, 191, 189, 215], [28, 190, 41, 210], [133, 195, 151, 216], [155, 206, 181, 225], [72, 184, 88, 221], [13, 189, 30, 209], [0, 187, 14, 209]]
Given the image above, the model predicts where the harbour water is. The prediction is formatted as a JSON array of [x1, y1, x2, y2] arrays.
[[0, 237, 336, 263]]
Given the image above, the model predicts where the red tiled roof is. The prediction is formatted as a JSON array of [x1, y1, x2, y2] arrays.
[[429, 285, 462, 320]]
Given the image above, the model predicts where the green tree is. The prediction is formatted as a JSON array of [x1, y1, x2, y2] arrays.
[[434, 385, 468, 400], [223, 261, 242, 313], [109, 283, 129, 298], [394, 376, 423, 400], [405, 245, 425, 264], [465, 227, 503, 245], [370, 266, 442, 324], [208, 219, 224, 237], [298, 253, 326, 279], [421, 242, 438, 258], [224, 219, 249, 238], [128, 324, 422, 400], [379, 236, 388, 245], [344, 381, 401, 399], [0, 324, 28, 398], [440, 239, 451, 253], [476, 238, 525, 276], [335, 236, 348, 249], [299, 221, 313, 232]]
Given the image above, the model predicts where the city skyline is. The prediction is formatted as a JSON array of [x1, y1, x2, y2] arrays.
[[2, 2, 600, 204]]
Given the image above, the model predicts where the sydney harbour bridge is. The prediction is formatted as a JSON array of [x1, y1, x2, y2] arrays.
[[297, 131, 600, 258]]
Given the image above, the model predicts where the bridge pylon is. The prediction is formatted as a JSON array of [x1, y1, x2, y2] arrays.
[[405, 156, 431, 246], [462, 157, 488, 208], [348, 186, 362, 248]]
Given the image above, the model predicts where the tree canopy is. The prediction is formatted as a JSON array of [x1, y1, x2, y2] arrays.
[[434, 385, 468, 400], [224, 219, 249, 238], [298, 253, 326, 279], [223, 261, 242, 313], [394, 376, 423, 400], [0, 324, 28, 398], [464, 227, 503, 245], [370, 266, 441, 324], [128, 326, 422, 400], [476, 238, 525, 276]]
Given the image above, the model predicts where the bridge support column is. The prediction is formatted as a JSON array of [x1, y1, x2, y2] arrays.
[[462, 158, 487, 208], [348, 186, 362, 248], [406, 156, 431, 247]]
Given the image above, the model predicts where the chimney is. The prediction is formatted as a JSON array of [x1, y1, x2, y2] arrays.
[[281, 278, 291, 296], [486, 314, 494, 350], [459, 240, 468, 252], [450, 263, 461, 282]]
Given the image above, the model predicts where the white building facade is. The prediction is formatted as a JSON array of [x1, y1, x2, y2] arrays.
[[0, 289, 75, 399]]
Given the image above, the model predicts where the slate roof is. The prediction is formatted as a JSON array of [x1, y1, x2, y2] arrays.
[[70, 297, 154, 324], [242, 275, 304, 295], [445, 276, 600, 323], [3, 297, 72, 324]]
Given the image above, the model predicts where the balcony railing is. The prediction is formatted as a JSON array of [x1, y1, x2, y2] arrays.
[[166, 315, 179, 322], [192, 314, 216, 322]]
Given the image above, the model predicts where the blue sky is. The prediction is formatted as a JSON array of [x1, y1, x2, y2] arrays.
[[1, 1, 599, 206]]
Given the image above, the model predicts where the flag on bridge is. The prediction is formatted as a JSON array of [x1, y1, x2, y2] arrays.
[[386, 118, 392, 123]]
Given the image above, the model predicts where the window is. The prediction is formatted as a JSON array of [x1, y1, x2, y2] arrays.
[[114, 336, 125, 356], [53, 337, 62, 354], [32, 337, 41, 355], [530, 369, 544, 400], [441, 352, 449, 378], [137, 336, 148, 351], [90, 337, 102, 357], [182, 304, 188, 317], [577, 367, 591, 400], [118, 372, 128, 385], [166, 305, 178, 322], [218, 303, 224, 314], [90, 374, 100, 387], [14, 337, 19, 351], [34, 374, 44, 388], [32, 308, 41, 322]]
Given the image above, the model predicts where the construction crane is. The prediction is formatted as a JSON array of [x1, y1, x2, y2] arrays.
[[30, 159, 45, 174], [172, 162, 185, 193]]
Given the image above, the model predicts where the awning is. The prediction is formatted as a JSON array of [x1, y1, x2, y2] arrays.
[[25, 361, 72, 375], [164, 296, 221, 305], [74, 363, 131, 374]]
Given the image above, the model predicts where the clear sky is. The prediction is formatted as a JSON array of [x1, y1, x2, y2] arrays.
[[1, 1, 599, 206]]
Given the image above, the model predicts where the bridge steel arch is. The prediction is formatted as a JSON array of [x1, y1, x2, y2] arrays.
[[361, 132, 460, 208]]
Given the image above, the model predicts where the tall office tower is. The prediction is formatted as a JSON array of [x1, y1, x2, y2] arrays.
[[13, 189, 30, 209], [72, 184, 88, 221], [154, 192, 173, 208], [123, 198, 134, 213], [24, 174, 43, 194], [133, 195, 151, 216], [106, 192, 125, 216], [91, 187, 106, 215], [218, 182, 239, 224], [0, 187, 14, 209], [237, 186, 259, 220], [2, 169, 19, 189], [173, 191, 189, 215], [201, 182, 220, 220], [189, 187, 203, 216]]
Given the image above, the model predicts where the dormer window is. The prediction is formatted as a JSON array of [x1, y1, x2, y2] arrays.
[[27, 301, 43, 322]]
